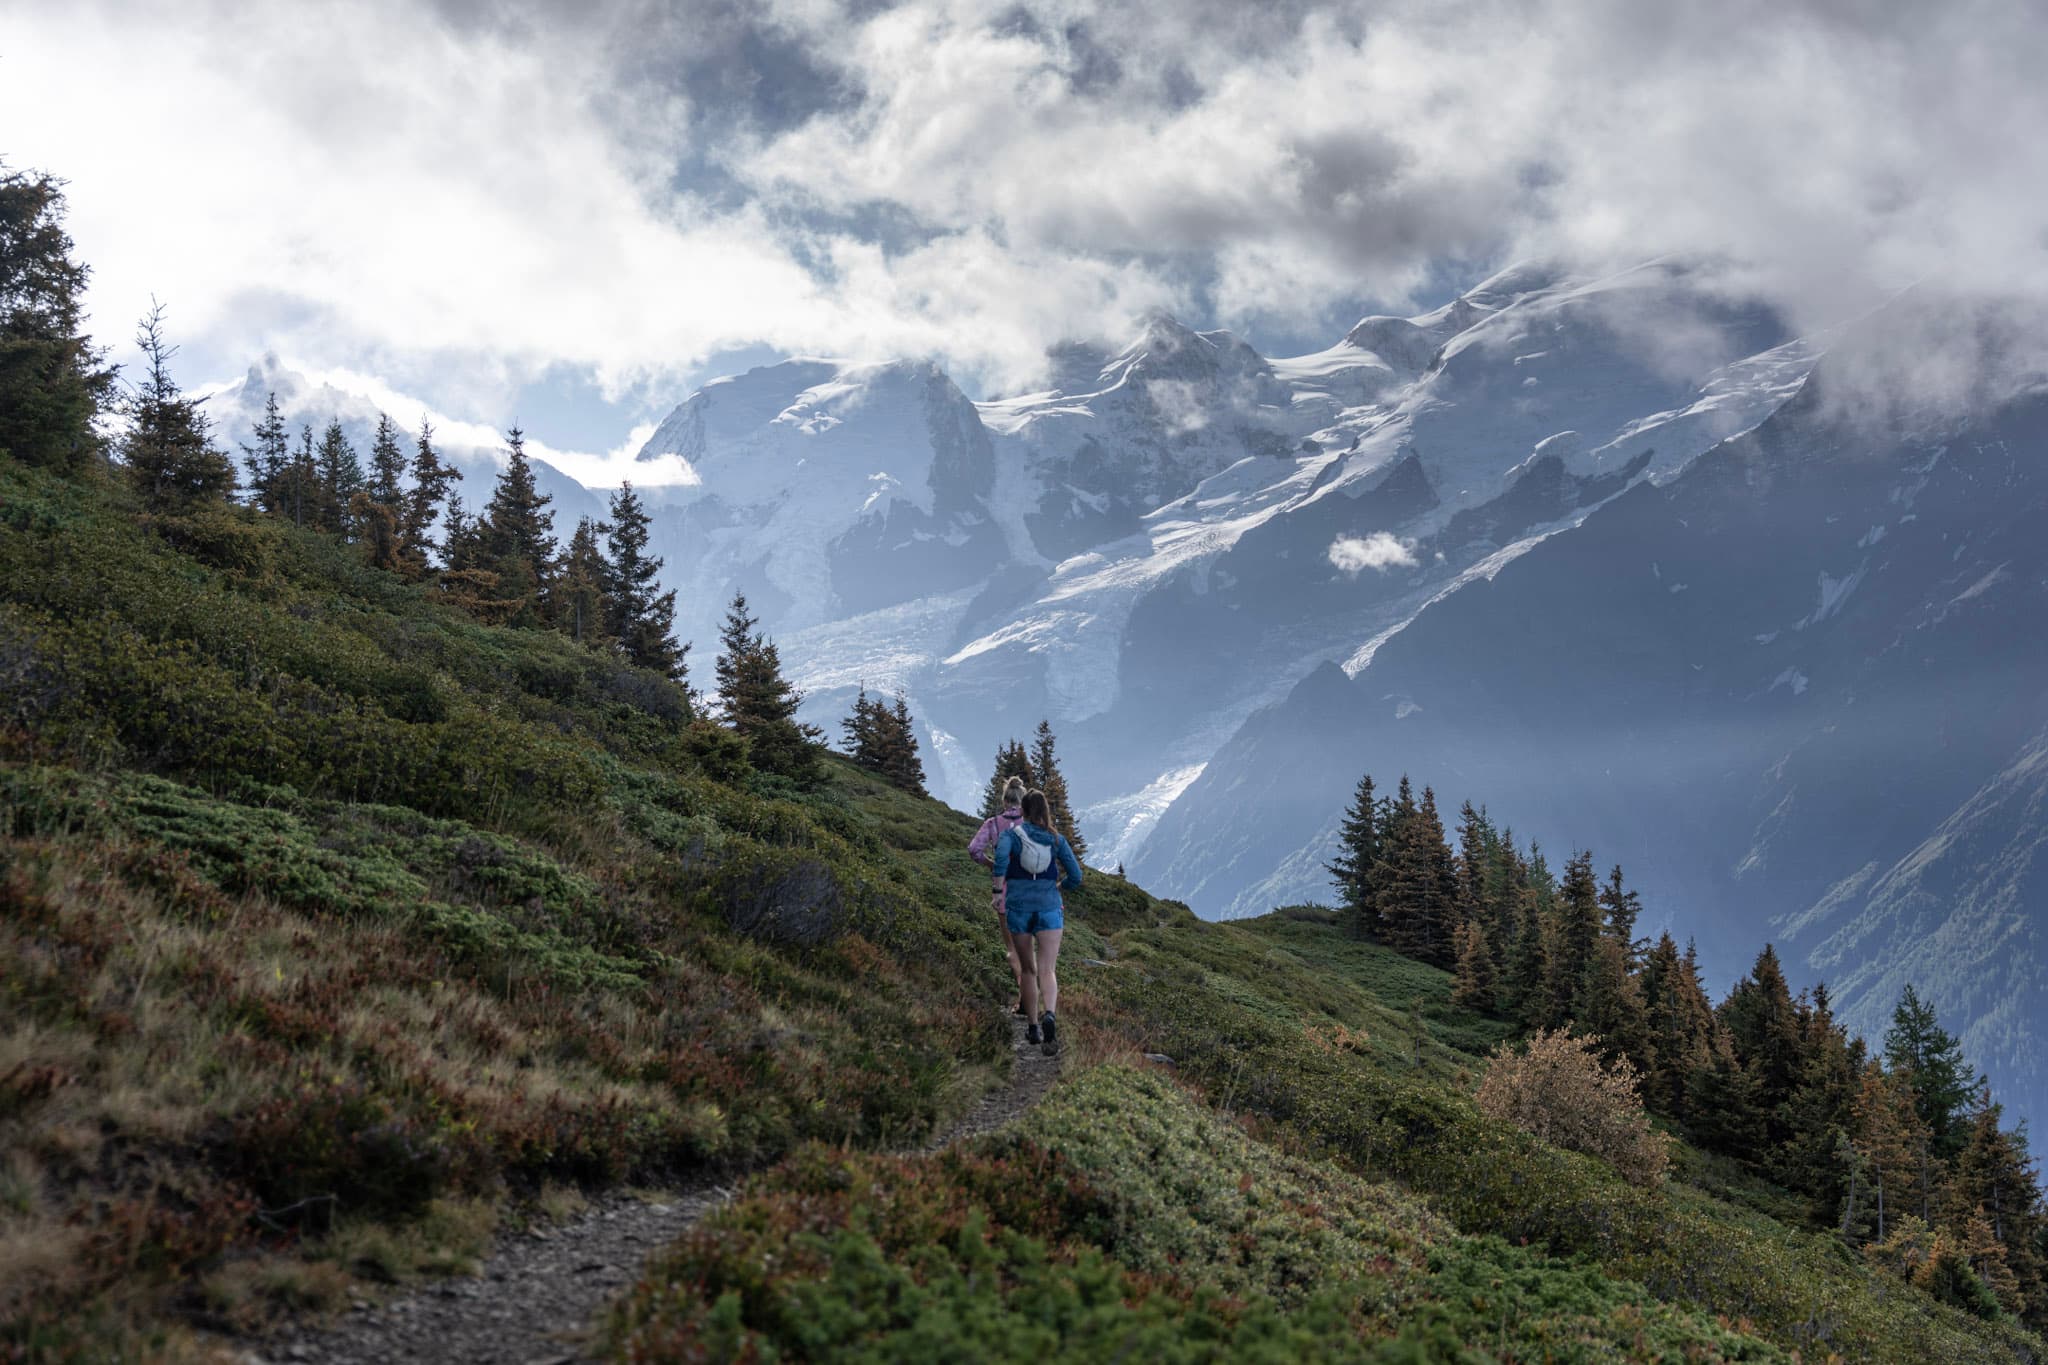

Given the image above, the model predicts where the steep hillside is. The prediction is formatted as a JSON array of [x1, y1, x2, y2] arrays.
[[4, 457, 2038, 1362]]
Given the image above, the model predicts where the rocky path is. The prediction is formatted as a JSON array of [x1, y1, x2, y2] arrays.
[[249, 1016, 1061, 1365]]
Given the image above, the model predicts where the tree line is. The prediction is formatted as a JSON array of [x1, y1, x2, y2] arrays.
[[1, 159, 941, 797], [1326, 769, 2046, 1327]]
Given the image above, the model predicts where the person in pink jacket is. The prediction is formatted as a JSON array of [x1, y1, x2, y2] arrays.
[[969, 776, 1031, 1015]]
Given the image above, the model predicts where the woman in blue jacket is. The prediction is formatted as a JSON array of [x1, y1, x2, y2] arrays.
[[990, 789, 1084, 1052]]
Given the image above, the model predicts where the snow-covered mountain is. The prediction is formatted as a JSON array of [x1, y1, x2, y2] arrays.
[[1137, 297, 2048, 1133], [621, 261, 1812, 857]]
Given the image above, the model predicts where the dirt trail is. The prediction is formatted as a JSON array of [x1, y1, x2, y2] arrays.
[[249, 1016, 1061, 1365]]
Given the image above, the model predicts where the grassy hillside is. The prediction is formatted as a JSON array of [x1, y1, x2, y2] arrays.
[[1, 457, 2040, 1362]]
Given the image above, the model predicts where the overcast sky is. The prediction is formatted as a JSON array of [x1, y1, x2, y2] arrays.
[[4, 0, 2045, 466]]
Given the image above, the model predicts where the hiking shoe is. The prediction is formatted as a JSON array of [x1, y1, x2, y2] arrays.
[[1025, 1022, 1042, 1046], [1011, 1003, 1029, 1018], [1040, 1011, 1058, 1053]]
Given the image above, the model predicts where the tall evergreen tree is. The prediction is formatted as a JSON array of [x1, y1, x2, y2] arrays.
[[1031, 719, 1086, 859], [1377, 778, 1458, 966], [843, 686, 883, 766], [883, 693, 928, 795], [559, 518, 612, 646], [120, 302, 233, 509], [1599, 863, 1644, 966], [980, 741, 1034, 817], [1638, 933, 1716, 1119], [1883, 985, 1978, 1162], [0, 163, 112, 473], [1553, 850, 1604, 1020], [478, 425, 557, 625], [279, 423, 319, 528], [1576, 934, 1652, 1076], [1453, 800, 1491, 932], [366, 412, 406, 508], [1720, 944, 1807, 1129], [1953, 1086, 2046, 1322], [1326, 773, 1385, 940], [402, 418, 460, 569], [314, 418, 363, 535], [602, 481, 685, 680], [1450, 920, 1497, 1011], [714, 592, 820, 782], [239, 391, 290, 513]]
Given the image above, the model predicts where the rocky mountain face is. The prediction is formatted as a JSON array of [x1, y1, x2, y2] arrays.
[[1137, 308, 2048, 1132], [630, 262, 1811, 849]]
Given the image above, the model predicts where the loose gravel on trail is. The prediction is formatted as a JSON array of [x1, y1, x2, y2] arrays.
[[246, 1014, 1060, 1365]]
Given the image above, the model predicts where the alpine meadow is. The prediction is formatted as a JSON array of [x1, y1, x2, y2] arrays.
[[5, 1, 2048, 1362]]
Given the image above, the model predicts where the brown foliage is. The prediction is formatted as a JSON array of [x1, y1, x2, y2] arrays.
[[1474, 1027, 1670, 1187]]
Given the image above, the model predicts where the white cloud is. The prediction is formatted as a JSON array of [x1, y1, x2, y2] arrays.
[[5, 0, 2046, 412], [1329, 532, 1418, 574]]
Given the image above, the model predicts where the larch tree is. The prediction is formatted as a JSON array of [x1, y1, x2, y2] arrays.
[[558, 518, 612, 647]]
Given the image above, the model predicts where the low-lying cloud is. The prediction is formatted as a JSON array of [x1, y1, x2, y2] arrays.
[[5, 0, 2045, 413], [1330, 532, 1418, 574]]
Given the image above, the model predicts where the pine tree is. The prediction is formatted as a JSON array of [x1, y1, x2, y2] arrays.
[[1953, 1085, 2046, 1320], [1688, 1031, 1768, 1154], [714, 592, 820, 783], [883, 693, 927, 795], [1637, 934, 1716, 1120], [366, 412, 406, 508], [1377, 779, 1458, 966], [1504, 866, 1555, 1028], [559, 518, 612, 646], [0, 163, 113, 473], [1326, 774, 1384, 939], [1553, 850, 1604, 1020], [239, 391, 290, 513], [1450, 920, 1497, 1011], [278, 423, 319, 528], [1576, 935, 1652, 1077], [1720, 944, 1806, 1129], [602, 481, 684, 680], [402, 418, 460, 570], [1031, 719, 1086, 859], [1884, 985, 1978, 1162], [842, 686, 883, 766], [1772, 981, 1863, 1215], [980, 741, 1034, 817], [477, 425, 558, 625], [120, 302, 234, 509], [1453, 800, 1491, 933], [313, 418, 363, 535], [1599, 863, 1644, 967]]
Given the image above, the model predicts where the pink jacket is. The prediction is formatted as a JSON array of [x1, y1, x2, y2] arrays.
[[969, 806, 1024, 868]]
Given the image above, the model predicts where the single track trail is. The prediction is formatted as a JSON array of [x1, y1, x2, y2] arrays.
[[247, 1016, 1062, 1365]]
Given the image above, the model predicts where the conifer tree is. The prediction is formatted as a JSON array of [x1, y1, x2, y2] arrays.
[[1450, 920, 1497, 1011], [1689, 1031, 1768, 1154], [1953, 1086, 2046, 1319], [1884, 985, 1978, 1162], [366, 412, 406, 508], [1453, 800, 1491, 931], [1773, 981, 1863, 1213], [478, 425, 557, 625], [1637, 933, 1716, 1119], [1377, 778, 1457, 966], [240, 391, 290, 513], [1576, 935, 1652, 1077], [1505, 870, 1555, 1027], [120, 302, 234, 509], [1720, 944, 1806, 1127], [714, 592, 819, 783], [980, 741, 1034, 817], [1553, 850, 1604, 1020], [883, 693, 927, 795], [279, 423, 319, 528], [402, 418, 460, 569], [0, 163, 113, 473], [1031, 719, 1086, 858], [314, 418, 364, 535], [1599, 863, 1644, 967], [602, 481, 685, 680], [842, 686, 883, 766], [559, 518, 612, 646], [1327, 774, 1384, 939]]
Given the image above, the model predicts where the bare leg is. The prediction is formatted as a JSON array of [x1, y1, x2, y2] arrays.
[[1035, 928, 1063, 1016], [1002, 924, 1023, 1009], [1010, 932, 1041, 1019]]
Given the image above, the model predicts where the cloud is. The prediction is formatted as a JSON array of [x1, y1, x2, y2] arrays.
[[1329, 532, 1418, 574], [5, 0, 2046, 413]]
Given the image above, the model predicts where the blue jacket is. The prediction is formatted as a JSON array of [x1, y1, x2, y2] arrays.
[[992, 821, 1083, 918]]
